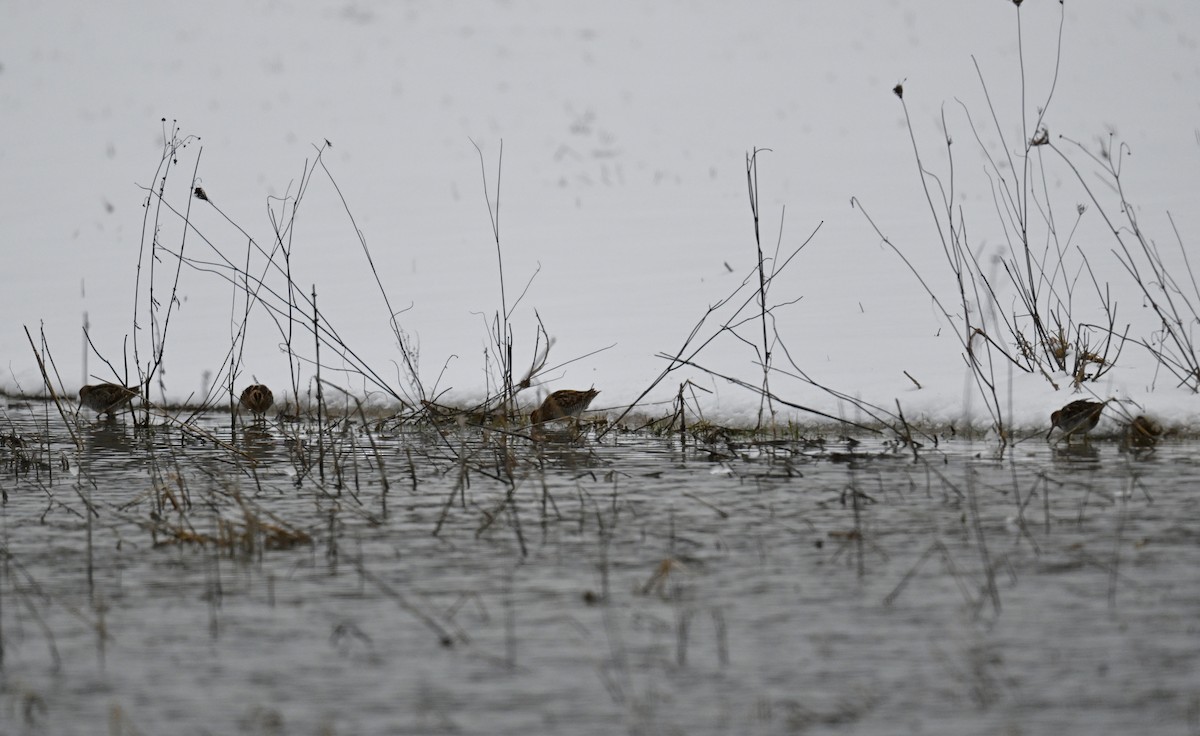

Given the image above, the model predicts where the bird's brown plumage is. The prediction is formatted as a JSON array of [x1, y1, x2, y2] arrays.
[[531, 389, 599, 424], [239, 384, 275, 418], [79, 383, 140, 417], [1048, 399, 1106, 441]]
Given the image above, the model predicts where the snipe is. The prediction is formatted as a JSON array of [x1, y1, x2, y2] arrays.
[[79, 383, 140, 418], [239, 384, 275, 420], [530, 389, 599, 425], [1048, 399, 1106, 443], [1124, 415, 1162, 450]]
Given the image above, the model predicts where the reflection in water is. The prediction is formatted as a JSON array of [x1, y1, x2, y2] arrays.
[[238, 424, 279, 465], [1, 409, 1198, 735], [82, 418, 135, 457], [1051, 442, 1101, 462]]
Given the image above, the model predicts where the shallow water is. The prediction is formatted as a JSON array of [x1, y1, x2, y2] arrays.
[[1, 404, 1198, 736]]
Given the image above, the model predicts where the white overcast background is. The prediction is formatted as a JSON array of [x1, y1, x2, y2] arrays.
[[2, 0, 1198, 429]]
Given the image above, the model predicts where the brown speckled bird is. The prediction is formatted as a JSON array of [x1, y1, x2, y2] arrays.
[[1048, 399, 1106, 442], [530, 389, 599, 425], [239, 384, 275, 419], [79, 383, 140, 418], [1124, 415, 1162, 450]]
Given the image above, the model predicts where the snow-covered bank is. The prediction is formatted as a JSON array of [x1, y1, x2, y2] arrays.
[[2, 0, 1198, 435]]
